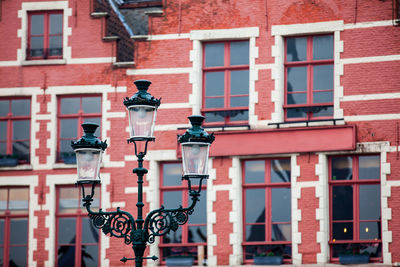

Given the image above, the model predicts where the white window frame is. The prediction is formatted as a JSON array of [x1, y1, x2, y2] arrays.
[[189, 27, 259, 128], [271, 21, 344, 126]]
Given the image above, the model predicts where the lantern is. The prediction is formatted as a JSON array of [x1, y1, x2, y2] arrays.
[[178, 115, 215, 178], [71, 122, 107, 183], [123, 80, 161, 141]]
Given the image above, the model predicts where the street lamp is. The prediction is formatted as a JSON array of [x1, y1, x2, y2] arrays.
[[71, 80, 214, 267]]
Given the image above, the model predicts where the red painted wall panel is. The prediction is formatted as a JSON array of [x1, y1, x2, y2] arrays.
[[210, 126, 356, 157]]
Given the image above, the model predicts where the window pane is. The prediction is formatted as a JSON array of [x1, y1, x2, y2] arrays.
[[331, 157, 352, 180], [60, 140, 74, 156], [163, 226, 182, 243], [189, 191, 206, 224], [313, 91, 333, 104], [230, 41, 249, 65], [287, 93, 307, 105], [61, 98, 80, 114], [81, 245, 98, 267], [0, 121, 7, 140], [271, 188, 291, 222], [360, 184, 381, 220], [83, 117, 101, 137], [229, 110, 248, 122], [271, 159, 291, 183], [12, 120, 30, 140], [82, 218, 99, 243], [332, 222, 353, 240], [0, 142, 6, 156], [313, 65, 333, 91], [286, 37, 307, 62], [230, 70, 249, 95], [205, 72, 224, 97], [162, 163, 182, 186], [313, 106, 333, 117], [58, 245, 75, 267], [50, 14, 63, 34], [287, 67, 307, 92], [30, 37, 44, 57], [246, 224, 265, 241], [245, 160, 265, 184], [245, 244, 291, 260], [245, 189, 265, 223], [332, 243, 381, 258], [205, 97, 224, 108], [59, 187, 79, 213], [49, 36, 63, 55], [0, 189, 6, 212], [58, 218, 76, 244], [359, 155, 380, 180], [9, 246, 27, 267], [313, 35, 333, 60], [162, 191, 181, 208], [204, 112, 224, 123], [30, 14, 44, 35], [360, 221, 381, 240], [188, 225, 207, 243], [0, 219, 3, 244], [60, 119, 78, 138], [287, 108, 307, 119], [82, 97, 101, 114], [11, 99, 30, 116], [271, 223, 291, 241], [332, 185, 353, 220], [10, 218, 28, 244], [205, 43, 224, 67], [230, 96, 248, 107], [13, 140, 30, 161], [9, 188, 29, 213], [0, 100, 9, 117]]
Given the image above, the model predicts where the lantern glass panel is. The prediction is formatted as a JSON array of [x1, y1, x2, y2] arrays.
[[127, 105, 156, 140], [182, 142, 209, 176], [75, 148, 102, 181]]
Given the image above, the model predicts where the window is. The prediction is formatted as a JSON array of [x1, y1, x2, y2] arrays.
[[57, 95, 101, 164], [0, 98, 31, 164], [27, 11, 63, 60], [285, 35, 334, 121], [159, 163, 207, 264], [0, 187, 29, 267], [329, 155, 382, 262], [242, 159, 291, 263], [202, 40, 249, 125], [56, 186, 100, 267]]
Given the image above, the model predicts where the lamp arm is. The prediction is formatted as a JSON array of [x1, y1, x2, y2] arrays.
[[143, 191, 200, 243], [81, 185, 136, 246]]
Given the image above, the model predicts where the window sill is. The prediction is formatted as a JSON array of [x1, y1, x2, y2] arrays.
[[269, 118, 345, 129], [203, 124, 250, 132], [22, 59, 66, 66], [0, 165, 33, 171]]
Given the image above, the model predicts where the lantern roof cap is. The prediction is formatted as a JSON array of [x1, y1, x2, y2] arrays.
[[123, 80, 161, 108], [71, 122, 108, 151], [178, 115, 215, 144]]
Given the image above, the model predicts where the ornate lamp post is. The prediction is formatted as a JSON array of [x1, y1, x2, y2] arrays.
[[71, 80, 214, 267]]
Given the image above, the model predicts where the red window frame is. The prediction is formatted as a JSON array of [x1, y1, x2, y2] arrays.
[[0, 187, 30, 267], [0, 98, 31, 164], [55, 185, 100, 267], [202, 40, 249, 126], [284, 35, 334, 121], [242, 158, 292, 264], [159, 162, 207, 264], [329, 155, 382, 263], [27, 10, 63, 60], [57, 95, 102, 163]]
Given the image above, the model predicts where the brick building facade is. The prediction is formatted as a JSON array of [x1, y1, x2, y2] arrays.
[[0, 0, 400, 266]]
